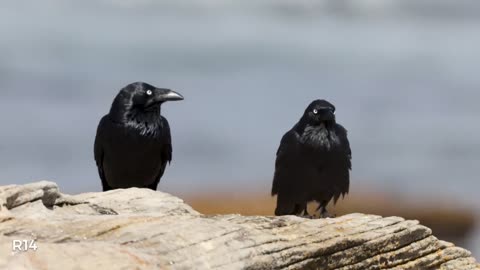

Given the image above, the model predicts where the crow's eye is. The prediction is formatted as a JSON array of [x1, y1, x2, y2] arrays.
[[146, 90, 153, 96], [313, 109, 318, 114]]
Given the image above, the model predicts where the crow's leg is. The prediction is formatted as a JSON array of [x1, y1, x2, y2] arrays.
[[318, 201, 336, 218], [298, 204, 313, 219]]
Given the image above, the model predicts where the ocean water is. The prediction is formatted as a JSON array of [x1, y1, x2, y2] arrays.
[[0, 0, 479, 255]]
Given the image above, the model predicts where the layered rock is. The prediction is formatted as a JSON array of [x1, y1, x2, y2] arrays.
[[0, 181, 478, 270]]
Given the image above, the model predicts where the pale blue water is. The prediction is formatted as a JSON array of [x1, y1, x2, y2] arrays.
[[0, 0, 479, 255]]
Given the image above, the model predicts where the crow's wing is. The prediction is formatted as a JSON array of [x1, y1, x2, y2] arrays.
[[272, 129, 307, 215], [148, 116, 172, 190], [94, 115, 112, 191], [332, 124, 352, 202], [271, 129, 299, 196]]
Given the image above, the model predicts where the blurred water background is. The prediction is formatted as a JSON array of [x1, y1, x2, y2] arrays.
[[0, 0, 479, 256]]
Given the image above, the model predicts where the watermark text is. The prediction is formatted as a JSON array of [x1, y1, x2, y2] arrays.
[[12, 240, 38, 252]]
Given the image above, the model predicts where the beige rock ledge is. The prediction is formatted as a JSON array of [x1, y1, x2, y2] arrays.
[[0, 181, 478, 270]]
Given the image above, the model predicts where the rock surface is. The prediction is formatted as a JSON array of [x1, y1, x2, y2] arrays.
[[0, 181, 478, 270]]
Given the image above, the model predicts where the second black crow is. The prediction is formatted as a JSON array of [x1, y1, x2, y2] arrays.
[[271, 99, 352, 218], [94, 82, 184, 191]]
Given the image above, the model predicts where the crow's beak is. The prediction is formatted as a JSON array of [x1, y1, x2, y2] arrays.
[[145, 89, 184, 108], [319, 108, 335, 121], [159, 89, 184, 102], [325, 109, 335, 120]]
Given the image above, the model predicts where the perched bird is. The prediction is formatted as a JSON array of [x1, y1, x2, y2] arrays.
[[94, 82, 184, 191], [271, 99, 351, 218]]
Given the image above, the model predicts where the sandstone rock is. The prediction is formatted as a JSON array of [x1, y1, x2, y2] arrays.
[[0, 181, 478, 270]]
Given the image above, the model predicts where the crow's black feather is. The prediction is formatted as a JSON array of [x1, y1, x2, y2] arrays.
[[94, 82, 183, 191], [272, 99, 351, 217]]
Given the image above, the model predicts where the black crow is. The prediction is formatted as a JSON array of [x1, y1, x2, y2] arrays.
[[271, 99, 351, 218], [94, 82, 184, 191]]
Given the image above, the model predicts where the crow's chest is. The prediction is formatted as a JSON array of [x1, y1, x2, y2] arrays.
[[299, 126, 341, 151], [104, 125, 164, 157], [298, 128, 344, 167]]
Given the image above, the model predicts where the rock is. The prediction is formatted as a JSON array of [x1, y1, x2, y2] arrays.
[[0, 181, 478, 270]]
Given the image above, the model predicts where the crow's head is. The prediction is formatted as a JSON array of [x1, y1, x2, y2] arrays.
[[110, 82, 183, 123], [302, 99, 336, 126]]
